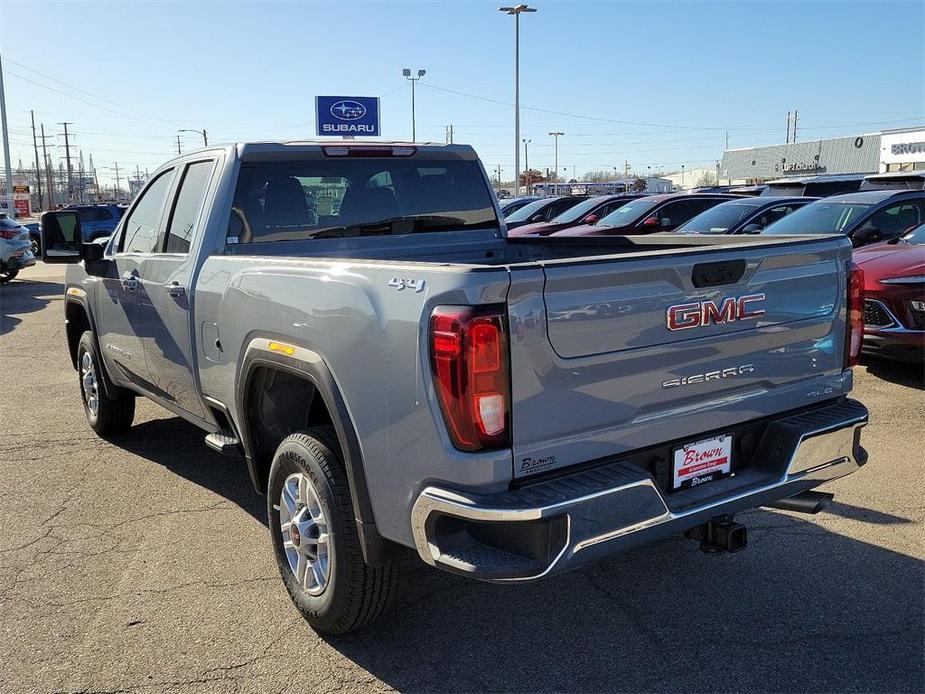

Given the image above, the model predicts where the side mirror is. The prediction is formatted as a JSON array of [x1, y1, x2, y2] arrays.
[[530, 213, 545, 222], [40, 211, 82, 263], [584, 214, 600, 225], [741, 223, 764, 234], [642, 216, 660, 227]]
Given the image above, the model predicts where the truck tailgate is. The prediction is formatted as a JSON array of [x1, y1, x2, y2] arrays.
[[506, 238, 853, 479]]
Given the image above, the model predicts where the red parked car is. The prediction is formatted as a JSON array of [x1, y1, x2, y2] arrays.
[[507, 194, 647, 237], [854, 223, 925, 361], [549, 193, 742, 237]]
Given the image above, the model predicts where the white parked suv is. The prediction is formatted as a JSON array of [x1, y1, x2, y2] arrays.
[[0, 215, 36, 283]]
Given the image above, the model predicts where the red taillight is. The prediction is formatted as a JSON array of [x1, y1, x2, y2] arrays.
[[430, 306, 510, 451], [0, 229, 19, 240], [846, 261, 864, 368]]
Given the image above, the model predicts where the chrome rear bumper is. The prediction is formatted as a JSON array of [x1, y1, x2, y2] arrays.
[[411, 399, 869, 581]]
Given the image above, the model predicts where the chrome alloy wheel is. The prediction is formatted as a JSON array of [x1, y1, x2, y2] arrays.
[[80, 351, 100, 417], [279, 472, 330, 595]]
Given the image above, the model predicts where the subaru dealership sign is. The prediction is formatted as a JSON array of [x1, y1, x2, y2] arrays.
[[315, 96, 380, 136]]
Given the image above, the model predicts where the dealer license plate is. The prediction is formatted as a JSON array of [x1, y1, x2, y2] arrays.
[[673, 434, 732, 490]]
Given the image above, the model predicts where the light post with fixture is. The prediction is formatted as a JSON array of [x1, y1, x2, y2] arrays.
[[522, 138, 531, 189], [402, 68, 426, 141], [178, 128, 208, 147], [548, 131, 563, 191], [498, 4, 537, 196]]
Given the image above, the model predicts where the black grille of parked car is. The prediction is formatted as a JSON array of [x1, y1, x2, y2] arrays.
[[863, 300, 895, 328]]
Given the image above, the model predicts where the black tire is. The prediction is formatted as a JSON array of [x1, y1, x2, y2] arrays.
[[77, 331, 135, 435], [268, 427, 395, 634], [0, 269, 18, 284]]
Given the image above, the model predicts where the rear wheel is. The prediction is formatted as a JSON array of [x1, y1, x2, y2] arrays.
[[0, 268, 18, 284], [268, 428, 395, 634], [77, 331, 135, 435]]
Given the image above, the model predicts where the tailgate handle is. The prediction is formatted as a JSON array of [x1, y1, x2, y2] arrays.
[[691, 260, 746, 288]]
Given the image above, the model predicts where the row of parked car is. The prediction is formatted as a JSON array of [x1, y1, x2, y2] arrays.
[[499, 183, 924, 362]]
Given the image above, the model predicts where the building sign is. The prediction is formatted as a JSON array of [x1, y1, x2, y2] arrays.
[[13, 184, 30, 195], [315, 96, 380, 136], [774, 162, 827, 174], [891, 141, 925, 155]]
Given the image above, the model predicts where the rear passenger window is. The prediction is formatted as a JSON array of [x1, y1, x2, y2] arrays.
[[119, 170, 174, 253], [165, 161, 215, 253], [756, 205, 796, 228], [866, 199, 925, 239]]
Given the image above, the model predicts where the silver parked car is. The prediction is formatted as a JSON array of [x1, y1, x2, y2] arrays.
[[0, 215, 37, 283]]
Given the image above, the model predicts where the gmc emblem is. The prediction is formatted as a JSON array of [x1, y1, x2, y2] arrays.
[[667, 293, 766, 331]]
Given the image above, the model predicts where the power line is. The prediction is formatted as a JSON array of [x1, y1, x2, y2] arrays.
[[5, 69, 173, 130], [4, 57, 177, 127]]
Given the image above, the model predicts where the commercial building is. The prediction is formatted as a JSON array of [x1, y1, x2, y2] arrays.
[[879, 127, 925, 172], [721, 133, 881, 183], [720, 126, 925, 184]]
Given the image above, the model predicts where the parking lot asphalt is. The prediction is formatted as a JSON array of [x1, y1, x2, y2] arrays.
[[1, 263, 923, 694]]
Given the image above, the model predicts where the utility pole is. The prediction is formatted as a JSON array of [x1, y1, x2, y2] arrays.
[[0, 51, 14, 218], [60, 122, 74, 202], [176, 134, 182, 155], [113, 162, 121, 201], [78, 150, 85, 203], [90, 153, 99, 202], [495, 165, 503, 193], [40, 123, 55, 206], [792, 109, 799, 142], [30, 110, 43, 211], [624, 160, 630, 191], [786, 111, 791, 143], [725, 130, 729, 151]]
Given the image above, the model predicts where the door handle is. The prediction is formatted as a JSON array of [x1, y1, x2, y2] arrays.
[[166, 282, 185, 298], [121, 272, 139, 292]]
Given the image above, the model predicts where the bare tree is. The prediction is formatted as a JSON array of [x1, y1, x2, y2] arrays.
[[581, 170, 611, 183], [695, 172, 717, 187]]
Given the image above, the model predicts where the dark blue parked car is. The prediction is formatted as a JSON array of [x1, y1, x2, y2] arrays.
[[64, 204, 125, 241]]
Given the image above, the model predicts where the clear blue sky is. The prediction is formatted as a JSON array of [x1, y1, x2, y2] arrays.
[[2, 0, 923, 185]]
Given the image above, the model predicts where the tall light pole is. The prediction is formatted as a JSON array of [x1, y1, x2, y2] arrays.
[[498, 4, 537, 197], [0, 51, 14, 217], [402, 68, 426, 141], [178, 128, 208, 147], [548, 131, 563, 190], [522, 138, 531, 190]]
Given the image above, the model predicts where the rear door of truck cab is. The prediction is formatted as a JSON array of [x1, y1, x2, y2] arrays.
[[506, 236, 853, 482]]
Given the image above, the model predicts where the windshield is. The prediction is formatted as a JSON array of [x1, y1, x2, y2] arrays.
[[230, 158, 498, 243], [676, 202, 758, 234], [761, 200, 871, 235], [505, 198, 552, 223], [550, 196, 606, 225], [902, 223, 925, 245], [596, 199, 658, 227]]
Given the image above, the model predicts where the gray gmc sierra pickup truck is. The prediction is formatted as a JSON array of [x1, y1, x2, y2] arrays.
[[42, 141, 869, 634]]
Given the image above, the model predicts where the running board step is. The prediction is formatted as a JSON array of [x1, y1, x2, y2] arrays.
[[205, 430, 243, 457]]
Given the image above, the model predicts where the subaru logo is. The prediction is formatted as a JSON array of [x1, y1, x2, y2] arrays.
[[330, 100, 366, 121]]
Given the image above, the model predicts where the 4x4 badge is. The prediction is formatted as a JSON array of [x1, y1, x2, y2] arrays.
[[388, 278, 425, 293]]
